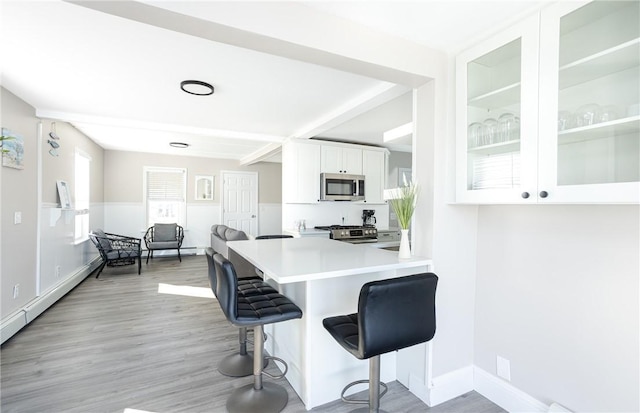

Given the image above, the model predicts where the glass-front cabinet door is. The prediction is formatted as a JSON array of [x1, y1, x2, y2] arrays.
[[456, 16, 540, 203], [538, 0, 640, 203]]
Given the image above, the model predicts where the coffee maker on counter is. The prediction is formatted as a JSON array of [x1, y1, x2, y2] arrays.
[[362, 209, 376, 227]]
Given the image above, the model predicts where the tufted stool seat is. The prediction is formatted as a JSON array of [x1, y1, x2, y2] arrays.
[[323, 272, 438, 413], [214, 253, 303, 413], [206, 248, 275, 377]]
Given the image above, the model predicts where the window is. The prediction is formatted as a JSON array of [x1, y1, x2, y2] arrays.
[[74, 149, 91, 244], [144, 167, 187, 228]]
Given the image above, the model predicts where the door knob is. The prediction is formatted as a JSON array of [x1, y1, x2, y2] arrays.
[[539, 191, 548, 198], [521, 192, 530, 199]]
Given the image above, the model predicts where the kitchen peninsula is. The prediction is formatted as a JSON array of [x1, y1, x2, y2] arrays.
[[227, 237, 433, 410]]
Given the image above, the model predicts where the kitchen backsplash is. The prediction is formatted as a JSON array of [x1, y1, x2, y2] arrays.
[[282, 202, 390, 230]]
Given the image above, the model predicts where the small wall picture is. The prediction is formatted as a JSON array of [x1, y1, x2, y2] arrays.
[[195, 175, 214, 200], [398, 168, 412, 186], [56, 180, 72, 209], [1, 128, 25, 169]]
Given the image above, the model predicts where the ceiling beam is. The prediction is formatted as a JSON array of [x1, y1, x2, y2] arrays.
[[66, 0, 434, 87], [239, 143, 282, 166], [36, 110, 286, 143], [291, 83, 408, 140]]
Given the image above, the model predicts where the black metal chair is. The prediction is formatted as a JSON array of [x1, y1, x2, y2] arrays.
[[144, 223, 184, 263], [255, 235, 293, 240], [89, 229, 142, 278], [214, 253, 302, 413], [323, 273, 438, 413], [205, 247, 273, 377]]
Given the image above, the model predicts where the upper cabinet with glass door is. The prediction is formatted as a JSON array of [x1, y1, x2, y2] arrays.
[[456, 16, 540, 203], [538, 0, 639, 203]]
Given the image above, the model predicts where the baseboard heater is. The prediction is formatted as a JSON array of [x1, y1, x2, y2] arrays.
[[1, 257, 101, 344], [143, 246, 199, 257]]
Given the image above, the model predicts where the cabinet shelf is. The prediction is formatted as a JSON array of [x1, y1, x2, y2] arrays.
[[559, 38, 640, 90], [468, 139, 521, 156], [468, 82, 521, 109], [558, 115, 640, 145]]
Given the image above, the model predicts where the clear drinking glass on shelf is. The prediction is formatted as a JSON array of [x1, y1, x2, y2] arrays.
[[498, 113, 517, 143], [468, 122, 482, 148], [599, 105, 619, 123], [558, 110, 571, 131], [482, 118, 498, 145], [576, 103, 601, 127]]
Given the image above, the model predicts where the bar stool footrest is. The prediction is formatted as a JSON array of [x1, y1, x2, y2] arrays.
[[262, 355, 288, 380], [340, 379, 388, 405]]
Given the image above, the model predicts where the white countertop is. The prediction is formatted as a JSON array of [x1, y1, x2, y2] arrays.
[[227, 237, 432, 284], [282, 228, 330, 238]]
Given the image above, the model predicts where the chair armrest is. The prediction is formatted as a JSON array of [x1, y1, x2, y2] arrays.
[[105, 232, 142, 251], [177, 226, 185, 246], [143, 227, 153, 247]]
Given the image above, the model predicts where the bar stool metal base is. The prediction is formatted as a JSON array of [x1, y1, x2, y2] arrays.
[[217, 353, 267, 377], [226, 382, 288, 413], [349, 408, 389, 413], [218, 326, 268, 377], [340, 355, 388, 413]]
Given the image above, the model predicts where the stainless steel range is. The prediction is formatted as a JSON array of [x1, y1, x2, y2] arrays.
[[314, 225, 377, 244]]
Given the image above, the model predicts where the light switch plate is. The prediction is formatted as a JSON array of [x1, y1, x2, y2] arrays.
[[14, 211, 22, 224], [497, 355, 511, 381]]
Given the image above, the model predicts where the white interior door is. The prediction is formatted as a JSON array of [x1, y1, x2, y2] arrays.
[[221, 171, 258, 236]]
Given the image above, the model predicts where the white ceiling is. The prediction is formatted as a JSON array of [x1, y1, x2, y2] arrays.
[[0, 0, 549, 162]]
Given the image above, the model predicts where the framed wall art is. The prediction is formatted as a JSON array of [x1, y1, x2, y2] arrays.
[[56, 180, 72, 209], [195, 175, 214, 200], [1, 128, 24, 169]]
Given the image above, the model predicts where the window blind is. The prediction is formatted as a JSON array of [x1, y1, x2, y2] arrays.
[[146, 169, 186, 201]]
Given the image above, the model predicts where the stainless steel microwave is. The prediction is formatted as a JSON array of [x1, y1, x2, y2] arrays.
[[320, 173, 365, 201]]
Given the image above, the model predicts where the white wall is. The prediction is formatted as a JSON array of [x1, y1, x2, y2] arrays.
[[106, 202, 282, 249], [474, 205, 639, 412]]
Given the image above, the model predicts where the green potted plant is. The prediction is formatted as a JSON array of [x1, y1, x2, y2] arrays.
[[387, 181, 418, 258]]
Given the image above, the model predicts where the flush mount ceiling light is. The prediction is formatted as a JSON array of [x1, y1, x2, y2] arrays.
[[180, 80, 214, 96], [169, 142, 190, 149]]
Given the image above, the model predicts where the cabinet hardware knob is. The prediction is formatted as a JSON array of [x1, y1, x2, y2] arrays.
[[539, 191, 548, 198], [521, 192, 530, 199]]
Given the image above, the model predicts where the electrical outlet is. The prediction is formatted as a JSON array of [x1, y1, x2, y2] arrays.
[[55, 266, 61, 278], [12, 284, 20, 299], [497, 355, 511, 381]]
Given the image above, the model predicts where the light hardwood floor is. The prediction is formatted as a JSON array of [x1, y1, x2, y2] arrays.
[[1, 254, 505, 413]]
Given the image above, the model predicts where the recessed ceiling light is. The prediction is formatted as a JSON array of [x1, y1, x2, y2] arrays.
[[180, 80, 214, 96], [169, 142, 189, 148]]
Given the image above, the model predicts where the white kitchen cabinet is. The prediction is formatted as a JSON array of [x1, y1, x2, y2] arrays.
[[321, 145, 363, 175], [361, 149, 387, 204], [538, 0, 639, 203], [456, 15, 540, 203], [282, 140, 320, 204], [456, 1, 639, 204]]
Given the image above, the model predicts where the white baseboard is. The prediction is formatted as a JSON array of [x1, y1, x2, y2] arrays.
[[474, 366, 548, 412], [427, 366, 475, 406], [408, 365, 474, 407], [1, 257, 101, 344], [0, 310, 28, 344], [407, 364, 548, 412]]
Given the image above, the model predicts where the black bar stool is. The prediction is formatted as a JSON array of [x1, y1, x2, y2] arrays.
[[205, 247, 273, 377], [323, 273, 438, 413], [214, 253, 303, 413]]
